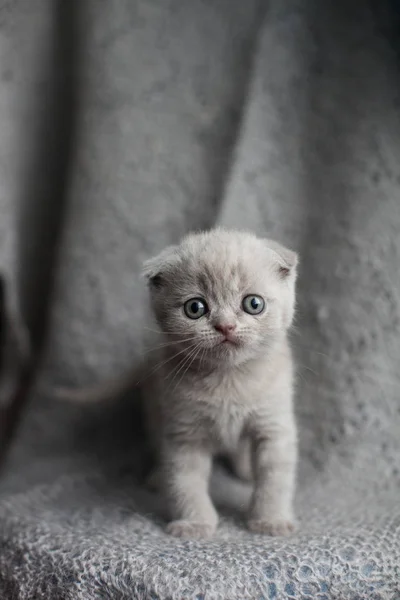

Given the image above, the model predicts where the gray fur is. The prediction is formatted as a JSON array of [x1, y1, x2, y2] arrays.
[[143, 229, 298, 538], [54, 228, 299, 538]]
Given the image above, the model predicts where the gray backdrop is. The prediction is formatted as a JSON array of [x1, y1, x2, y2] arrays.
[[0, 0, 399, 598]]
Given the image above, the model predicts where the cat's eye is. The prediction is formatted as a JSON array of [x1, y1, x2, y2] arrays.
[[184, 298, 208, 319], [242, 295, 265, 315]]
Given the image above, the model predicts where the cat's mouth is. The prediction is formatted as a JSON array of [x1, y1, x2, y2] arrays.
[[218, 337, 239, 347]]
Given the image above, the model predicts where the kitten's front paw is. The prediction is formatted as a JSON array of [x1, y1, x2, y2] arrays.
[[166, 520, 216, 539], [247, 518, 295, 537]]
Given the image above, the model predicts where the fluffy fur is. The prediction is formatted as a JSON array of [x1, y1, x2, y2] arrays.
[[54, 228, 299, 539], [144, 228, 298, 538]]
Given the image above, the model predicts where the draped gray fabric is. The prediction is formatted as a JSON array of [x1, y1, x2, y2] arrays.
[[1, 0, 400, 598]]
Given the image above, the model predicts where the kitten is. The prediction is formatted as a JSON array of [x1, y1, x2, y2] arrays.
[[54, 228, 299, 539]]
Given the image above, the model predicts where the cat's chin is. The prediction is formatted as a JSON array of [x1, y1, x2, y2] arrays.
[[204, 342, 256, 368], [211, 340, 242, 354], [218, 339, 240, 347]]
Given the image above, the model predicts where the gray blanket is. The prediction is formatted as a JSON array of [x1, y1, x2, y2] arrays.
[[1, 0, 400, 598]]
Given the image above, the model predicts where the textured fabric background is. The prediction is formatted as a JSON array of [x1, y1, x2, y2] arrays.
[[0, 0, 400, 598]]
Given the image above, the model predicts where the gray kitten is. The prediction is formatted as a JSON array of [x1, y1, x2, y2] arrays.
[[55, 228, 299, 539]]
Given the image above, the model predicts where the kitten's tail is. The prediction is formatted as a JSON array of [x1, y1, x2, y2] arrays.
[[45, 365, 142, 404]]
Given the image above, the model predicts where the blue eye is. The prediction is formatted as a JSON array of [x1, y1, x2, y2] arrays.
[[242, 295, 265, 315], [184, 298, 208, 319]]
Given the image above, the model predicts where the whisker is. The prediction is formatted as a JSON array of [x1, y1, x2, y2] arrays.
[[137, 341, 199, 383], [291, 342, 331, 360], [295, 367, 313, 386], [171, 344, 203, 394], [142, 336, 199, 355], [164, 346, 196, 383], [166, 342, 202, 390], [298, 363, 319, 377], [152, 342, 199, 374], [200, 345, 206, 369]]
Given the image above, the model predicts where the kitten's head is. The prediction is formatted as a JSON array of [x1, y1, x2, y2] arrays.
[[143, 229, 298, 368]]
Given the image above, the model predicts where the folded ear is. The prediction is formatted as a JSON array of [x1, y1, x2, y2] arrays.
[[142, 245, 180, 288], [265, 239, 298, 278]]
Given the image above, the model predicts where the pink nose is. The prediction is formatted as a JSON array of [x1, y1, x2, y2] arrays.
[[214, 323, 236, 336]]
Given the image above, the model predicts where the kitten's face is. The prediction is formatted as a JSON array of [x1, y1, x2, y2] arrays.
[[144, 230, 297, 368]]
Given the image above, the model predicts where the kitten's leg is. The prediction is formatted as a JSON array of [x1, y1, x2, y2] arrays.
[[231, 436, 253, 482], [162, 443, 218, 539], [247, 425, 297, 536]]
